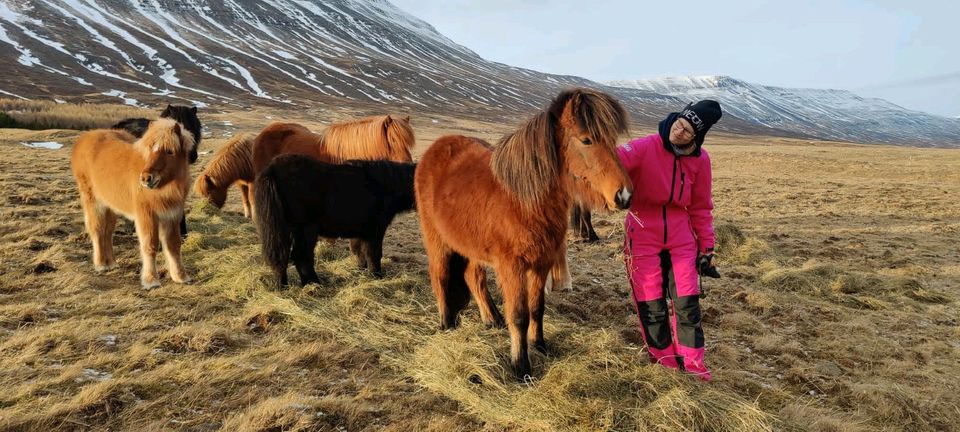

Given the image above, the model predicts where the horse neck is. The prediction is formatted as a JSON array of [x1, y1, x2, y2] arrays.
[[380, 163, 417, 212]]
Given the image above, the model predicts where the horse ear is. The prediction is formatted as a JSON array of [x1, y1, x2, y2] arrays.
[[403, 116, 410, 123], [190, 106, 198, 114], [162, 104, 173, 115], [204, 174, 217, 188]]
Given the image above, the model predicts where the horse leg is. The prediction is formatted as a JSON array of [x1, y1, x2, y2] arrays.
[[179, 212, 188, 240], [465, 261, 505, 328], [364, 233, 385, 278], [570, 204, 600, 242], [239, 183, 252, 218], [291, 225, 320, 286], [100, 209, 119, 270], [349, 239, 367, 269], [159, 217, 190, 284], [76, 179, 109, 272], [134, 212, 161, 289], [527, 268, 548, 354], [498, 265, 531, 380], [547, 243, 573, 294]]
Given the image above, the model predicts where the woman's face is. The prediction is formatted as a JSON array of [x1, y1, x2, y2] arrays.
[[669, 118, 696, 146]]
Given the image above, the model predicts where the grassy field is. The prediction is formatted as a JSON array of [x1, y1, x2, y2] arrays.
[[0, 103, 957, 431]]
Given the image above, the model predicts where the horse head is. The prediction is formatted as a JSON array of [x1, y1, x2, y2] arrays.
[[140, 119, 193, 190], [554, 88, 632, 210]]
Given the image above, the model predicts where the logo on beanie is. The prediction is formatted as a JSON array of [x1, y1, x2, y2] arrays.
[[681, 109, 705, 132]]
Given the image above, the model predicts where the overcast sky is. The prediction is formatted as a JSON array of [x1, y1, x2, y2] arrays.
[[390, 0, 960, 118]]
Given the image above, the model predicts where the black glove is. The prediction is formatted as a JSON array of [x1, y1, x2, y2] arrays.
[[698, 252, 721, 278]]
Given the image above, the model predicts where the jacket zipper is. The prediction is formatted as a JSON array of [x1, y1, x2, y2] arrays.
[[663, 157, 679, 244], [678, 172, 686, 202]]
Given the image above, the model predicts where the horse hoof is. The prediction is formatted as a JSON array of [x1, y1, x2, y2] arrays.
[[485, 318, 506, 329], [534, 341, 548, 354], [174, 275, 192, 285], [94, 263, 115, 273], [141, 279, 161, 290]]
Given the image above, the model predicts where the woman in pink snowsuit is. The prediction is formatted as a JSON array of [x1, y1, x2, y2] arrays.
[[618, 100, 722, 381]]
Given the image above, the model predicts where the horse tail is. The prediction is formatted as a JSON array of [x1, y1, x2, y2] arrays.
[[254, 170, 291, 273]]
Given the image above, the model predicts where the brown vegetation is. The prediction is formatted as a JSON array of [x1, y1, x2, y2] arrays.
[[0, 101, 957, 431]]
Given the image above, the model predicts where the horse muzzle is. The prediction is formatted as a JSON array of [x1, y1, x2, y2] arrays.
[[141, 173, 161, 189], [615, 187, 632, 210]]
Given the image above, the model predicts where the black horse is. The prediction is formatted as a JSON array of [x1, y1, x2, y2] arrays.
[[112, 105, 202, 238], [254, 155, 416, 288]]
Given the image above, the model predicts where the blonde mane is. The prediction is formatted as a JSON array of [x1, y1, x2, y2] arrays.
[[201, 133, 255, 183], [135, 118, 194, 156], [320, 115, 415, 162]]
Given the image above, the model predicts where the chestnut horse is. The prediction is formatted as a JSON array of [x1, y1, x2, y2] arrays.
[[252, 115, 415, 174], [71, 118, 195, 289], [193, 133, 256, 217], [415, 88, 633, 379]]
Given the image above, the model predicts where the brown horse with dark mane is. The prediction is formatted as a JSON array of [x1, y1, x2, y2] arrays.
[[71, 118, 195, 289], [415, 88, 633, 379]]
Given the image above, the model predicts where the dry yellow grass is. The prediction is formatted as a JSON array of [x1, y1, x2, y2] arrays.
[[1, 98, 154, 131], [0, 100, 958, 431]]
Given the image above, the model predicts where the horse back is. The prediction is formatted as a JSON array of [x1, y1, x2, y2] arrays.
[[252, 122, 323, 174], [111, 118, 151, 138], [262, 155, 382, 235]]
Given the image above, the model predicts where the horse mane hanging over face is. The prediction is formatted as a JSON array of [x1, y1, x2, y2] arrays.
[[554, 88, 629, 150], [321, 115, 415, 162], [136, 118, 194, 156], [491, 88, 628, 205]]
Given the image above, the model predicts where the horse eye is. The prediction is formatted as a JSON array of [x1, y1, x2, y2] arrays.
[[165, 149, 175, 155], [581, 138, 592, 145]]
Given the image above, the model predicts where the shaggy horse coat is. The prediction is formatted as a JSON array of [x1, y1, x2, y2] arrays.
[[72, 118, 195, 289], [112, 105, 203, 237], [251, 115, 415, 175], [415, 88, 633, 379], [254, 155, 416, 288], [193, 133, 256, 217]]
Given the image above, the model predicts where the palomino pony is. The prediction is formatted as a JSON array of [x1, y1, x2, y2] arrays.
[[193, 133, 256, 218], [72, 118, 195, 289], [415, 88, 633, 379], [252, 115, 415, 174], [113, 104, 203, 238], [255, 155, 416, 288]]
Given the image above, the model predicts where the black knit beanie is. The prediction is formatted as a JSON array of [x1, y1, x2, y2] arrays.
[[678, 100, 722, 145]]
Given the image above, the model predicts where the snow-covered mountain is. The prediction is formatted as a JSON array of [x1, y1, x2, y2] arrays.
[[0, 0, 707, 127], [1, 1, 951, 146], [607, 75, 960, 147]]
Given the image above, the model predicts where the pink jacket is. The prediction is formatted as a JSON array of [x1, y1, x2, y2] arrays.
[[617, 133, 715, 253]]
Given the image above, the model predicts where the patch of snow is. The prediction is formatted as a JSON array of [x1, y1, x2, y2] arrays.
[[0, 88, 28, 99], [273, 49, 296, 60], [54, 98, 66, 104], [21, 141, 63, 149], [78, 368, 112, 382], [102, 90, 141, 107]]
